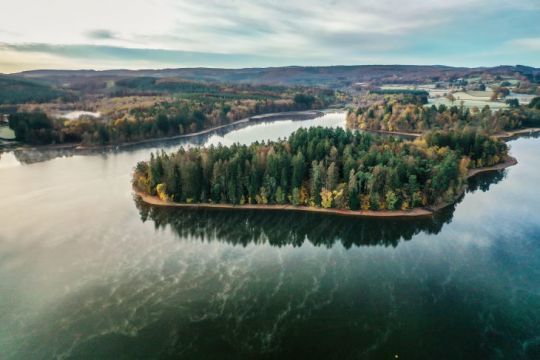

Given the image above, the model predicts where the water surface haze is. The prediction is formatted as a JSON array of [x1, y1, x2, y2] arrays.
[[1, 113, 539, 359]]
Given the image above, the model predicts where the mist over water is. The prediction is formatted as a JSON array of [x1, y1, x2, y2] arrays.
[[1, 113, 540, 359]]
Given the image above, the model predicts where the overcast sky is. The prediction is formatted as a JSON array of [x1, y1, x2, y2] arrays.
[[0, 0, 539, 72]]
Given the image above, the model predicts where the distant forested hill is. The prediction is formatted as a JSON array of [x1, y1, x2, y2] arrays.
[[0, 76, 72, 104], [12, 65, 540, 89]]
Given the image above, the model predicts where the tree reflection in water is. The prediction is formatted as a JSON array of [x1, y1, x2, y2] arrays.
[[468, 168, 506, 193], [134, 169, 507, 249], [134, 198, 449, 248]]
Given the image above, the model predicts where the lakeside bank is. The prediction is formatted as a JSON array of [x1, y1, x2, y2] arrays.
[[135, 156, 517, 219], [1, 110, 326, 153], [360, 127, 540, 140]]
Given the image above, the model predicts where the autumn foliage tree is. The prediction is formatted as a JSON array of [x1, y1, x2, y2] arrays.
[[133, 127, 508, 211]]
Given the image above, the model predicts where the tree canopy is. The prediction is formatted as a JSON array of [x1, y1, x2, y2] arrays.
[[9, 85, 334, 145], [347, 98, 540, 134], [133, 127, 508, 211]]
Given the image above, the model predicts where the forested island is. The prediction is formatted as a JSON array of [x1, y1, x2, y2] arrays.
[[132, 126, 510, 215]]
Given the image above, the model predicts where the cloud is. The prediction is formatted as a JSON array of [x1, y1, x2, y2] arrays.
[[507, 38, 540, 51], [0, 0, 508, 50], [0, 43, 301, 70], [85, 29, 117, 40], [0, 0, 539, 70]]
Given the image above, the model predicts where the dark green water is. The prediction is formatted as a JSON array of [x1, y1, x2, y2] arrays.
[[1, 113, 539, 359]]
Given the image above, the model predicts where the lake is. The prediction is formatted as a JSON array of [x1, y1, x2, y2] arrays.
[[0, 112, 539, 359]]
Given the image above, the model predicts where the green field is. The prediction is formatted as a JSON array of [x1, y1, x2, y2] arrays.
[[428, 91, 508, 109], [0, 126, 16, 140], [428, 97, 508, 109]]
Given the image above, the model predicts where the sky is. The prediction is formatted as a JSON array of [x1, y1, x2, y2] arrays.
[[0, 0, 539, 72]]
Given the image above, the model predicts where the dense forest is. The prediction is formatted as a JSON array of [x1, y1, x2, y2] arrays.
[[368, 90, 429, 105], [132, 127, 508, 211], [13, 65, 540, 89], [346, 97, 540, 134], [8, 86, 335, 145], [0, 76, 73, 105]]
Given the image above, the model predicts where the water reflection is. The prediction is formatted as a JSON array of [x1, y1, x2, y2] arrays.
[[136, 200, 453, 248], [2, 112, 329, 165], [468, 169, 506, 192], [135, 169, 507, 249]]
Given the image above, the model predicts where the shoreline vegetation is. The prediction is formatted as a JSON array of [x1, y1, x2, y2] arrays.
[[2, 110, 325, 152], [134, 156, 517, 218], [362, 127, 540, 140], [132, 126, 511, 218], [4, 81, 337, 147], [76, 110, 325, 150], [5, 120, 538, 154], [346, 95, 540, 137]]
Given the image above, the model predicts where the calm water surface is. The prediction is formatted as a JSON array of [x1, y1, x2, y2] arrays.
[[1, 112, 539, 359]]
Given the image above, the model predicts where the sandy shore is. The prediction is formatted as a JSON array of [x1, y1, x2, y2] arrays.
[[467, 156, 517, 177], [135, 190, 433, 218], [135, 156, 518, 218]]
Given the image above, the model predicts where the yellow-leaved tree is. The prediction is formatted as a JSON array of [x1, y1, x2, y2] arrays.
[[156, 183, 169, 201], [320, 188, 333, 208]]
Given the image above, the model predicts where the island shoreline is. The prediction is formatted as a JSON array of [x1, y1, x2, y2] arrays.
[[135, 156, 518, 219]]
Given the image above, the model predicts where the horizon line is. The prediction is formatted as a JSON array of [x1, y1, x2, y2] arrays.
[[4, 63, 539, 75]]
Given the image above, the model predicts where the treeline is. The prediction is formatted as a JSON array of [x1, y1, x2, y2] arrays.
[[369, 90, 429, 105], [346, 97, 540, 134], [422, 129, 507, 168], [0, 76, 74, 104], [8, 90, 334, 145], [132, 127, 507, 211], [8, 112, 57, 145], [110, 78, 313, 100]]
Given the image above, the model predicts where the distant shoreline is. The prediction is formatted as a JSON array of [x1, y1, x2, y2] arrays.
[[494, 127, 540, 140], [360, 127, 540, 140], [2, 109, 326, 152], [75, 110, 326, 150], [5, 113, 539, 153], [135, 156, 518, 218]]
